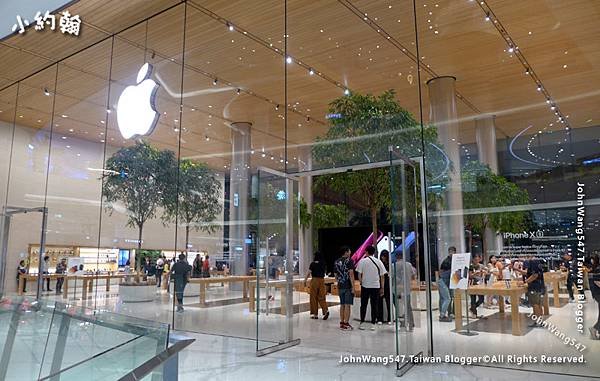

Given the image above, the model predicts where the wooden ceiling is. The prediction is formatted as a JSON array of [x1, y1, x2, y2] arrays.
[[0, 0, 599, 172]]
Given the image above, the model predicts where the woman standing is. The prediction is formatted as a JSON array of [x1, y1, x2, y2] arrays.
[[304, 252, 329, 320], [192, 254, 202, 278]]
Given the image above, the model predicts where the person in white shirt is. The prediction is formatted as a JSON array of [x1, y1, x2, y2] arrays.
[[356, 245, 387, 330]]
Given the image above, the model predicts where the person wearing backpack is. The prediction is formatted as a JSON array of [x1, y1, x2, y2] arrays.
[[356, 246, 387, 330], [334, 246, 356, 330]]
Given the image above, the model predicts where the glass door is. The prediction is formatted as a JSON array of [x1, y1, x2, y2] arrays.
[[255, 167, 299, 355], [389, 149, 432, 375]]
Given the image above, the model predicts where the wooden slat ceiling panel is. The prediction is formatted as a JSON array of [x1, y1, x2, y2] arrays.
[[0, 0, 597, 172]]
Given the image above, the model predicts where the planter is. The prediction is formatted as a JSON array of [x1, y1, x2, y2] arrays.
[[119, 282, 156, 303]]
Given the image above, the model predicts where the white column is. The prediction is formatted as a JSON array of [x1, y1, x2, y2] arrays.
[[475, 115, 503, 259], [427, 76, 466, 258], [298, 147, 313, 276], [229, 122, 251, 276]]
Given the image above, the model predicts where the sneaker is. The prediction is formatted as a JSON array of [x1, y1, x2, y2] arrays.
[[377, 321, 383, 325], [439, 316, 452, 322], [569, 298, 575, 303], [340, 324, 351, 331], [358, 323, 366, 330], [310, 315, 318, 320], [346, 323, 354, 330], [387, 321, 393, 325], [370, 324, 376, 331], [323, 311, 330, 320]]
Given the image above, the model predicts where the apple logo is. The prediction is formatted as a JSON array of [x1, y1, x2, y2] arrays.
[[116, 63, 160, 139]]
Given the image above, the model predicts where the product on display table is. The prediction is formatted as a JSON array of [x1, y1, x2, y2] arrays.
[[453, 281, 550, 336]]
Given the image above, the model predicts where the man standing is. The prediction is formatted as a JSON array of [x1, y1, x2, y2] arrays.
[[523, 256, 545, 327], [41, 255, 52, 292], [334, 246, 355, 330], [394, 249, 416, 330], [171, 253, 192, 312], [437, 246, 456, 322], [356, 246, 386, 330], [560, 252, 585, 302], [469, 254, 487, 318], [155, 256, 165, 289], [55, 258, 67, 294]]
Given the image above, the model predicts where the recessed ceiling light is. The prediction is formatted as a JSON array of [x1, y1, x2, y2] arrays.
[[61, 136, 67, 140], [68, 128, 74, 132], [61, 114, 68, 118]]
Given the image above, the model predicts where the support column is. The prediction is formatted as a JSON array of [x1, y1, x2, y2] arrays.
[[427, 76, 465, 259], [298, 147, 313, 276], [475, 115, 503, 259], [230, 122, 251, 277]]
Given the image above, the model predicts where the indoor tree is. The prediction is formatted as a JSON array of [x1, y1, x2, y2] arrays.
[[461, 161, 530, 254], [162, 159, 222, 253], [103, 141, 174, 273], [312, 89, 441, 244]]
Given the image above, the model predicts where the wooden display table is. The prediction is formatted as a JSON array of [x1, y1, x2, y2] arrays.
[[544, 271, 568, 307], [17, 274, 65, 295], [248, 277, 336, 314], [188, 276, 255, 306], [62, 273, 129, 300], [454, 281, 549, 336]]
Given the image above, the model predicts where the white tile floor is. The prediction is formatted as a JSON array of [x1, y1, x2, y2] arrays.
[[32, 282, 600, 380]]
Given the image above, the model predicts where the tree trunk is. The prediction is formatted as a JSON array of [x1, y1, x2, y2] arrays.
[[135, 224, 143, 283], [371, 207, 378, 247], [185, 225, 190, 259]]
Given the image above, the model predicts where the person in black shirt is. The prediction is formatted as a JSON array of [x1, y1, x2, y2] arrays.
[[524, 257, 545, 327], [171, 254, 192, 312], [304, 252, 329, 320], [377, 250, 391, 324], [560, 252, 585, 302]]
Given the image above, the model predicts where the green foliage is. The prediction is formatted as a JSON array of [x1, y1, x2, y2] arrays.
[[312, 90, 442, 237], [103, 142, 173, 245], [312, 203, 349, 229], [461, 161, 530, 234], [162, 159, 222, 244]]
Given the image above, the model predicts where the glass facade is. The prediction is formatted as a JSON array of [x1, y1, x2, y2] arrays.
[[1, 0, 599, 378]]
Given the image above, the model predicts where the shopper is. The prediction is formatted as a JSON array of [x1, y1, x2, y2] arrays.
[[41, 255, 52, 292], [588, 254, 600, 340], [560, 252, 584, 302], [377, 250, 391, 325], [155, 256, 165, 288], [437, 247, 455, 322], [334, 246, 355, 330], [171, 253, 192, 312], [394, 249, 416, 330], [202, 255, 210, 278], [143, 257, 153, 278], [304, 252, 329, 320], [486, 255, 503, 308], [469, 253, 486, 318], [192, 254, 202, 278], [123, 260, 132, 283], [17, 260, 27, 293], [356, 245, 386, 330], [55, 258, 67, 294], [523, 256, 546, 327]]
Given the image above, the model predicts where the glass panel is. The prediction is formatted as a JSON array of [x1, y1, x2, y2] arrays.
[[256, 169, 298, 351], [416, 0, 599, 378], [6, 66, 58, 298], [389, 151, 429, 373]]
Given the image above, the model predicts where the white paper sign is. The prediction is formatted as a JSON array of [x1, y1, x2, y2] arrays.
[[450, 253, 471, 290]]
